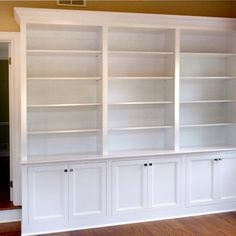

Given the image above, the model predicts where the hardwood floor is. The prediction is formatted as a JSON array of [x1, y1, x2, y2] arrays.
[[0, 221, 20, 236], [1, 212, 236, 236]]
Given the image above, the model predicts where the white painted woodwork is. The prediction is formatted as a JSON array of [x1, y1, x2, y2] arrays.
[[148, 158, 181, 209], [218, 155, 236, 202], [26, 25, 102, 51], [180, 30, 236, 53], [108, 129, 174, 153], [19, 16, 236, 158], [69, 162, 107, 220], [186, 155, 218, 206], [108, 28, 175, 52], [28, 165, 69, 226], [112, 157, 182, 214], [112, 159, 148, 214], [14, 7, 236, 236], [186, 154, 236, 206], [0, 32, 21, 205]]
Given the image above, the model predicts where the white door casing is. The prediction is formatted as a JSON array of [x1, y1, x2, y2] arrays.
[[0, 32, 20, 206]]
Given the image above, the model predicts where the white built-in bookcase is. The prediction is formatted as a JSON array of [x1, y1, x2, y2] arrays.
[[180, 30, 236, 150], [24, 22, 236, 160], [108, 28, 175, 153], [26, 25, 103, 158]]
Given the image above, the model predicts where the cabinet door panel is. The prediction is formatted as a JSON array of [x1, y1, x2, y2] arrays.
[[69, 162, 107, 220], [112, 160, 148, 215], [219, 156, 236, 202], [149, 158, 181, 209], [186, 156, 217, 206], [28, 165, 68, 226]]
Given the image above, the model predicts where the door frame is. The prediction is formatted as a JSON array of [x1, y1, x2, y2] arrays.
[[0, 32, 21, 206]]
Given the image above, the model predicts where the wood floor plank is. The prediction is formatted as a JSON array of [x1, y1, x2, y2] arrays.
[[0, 221, 21, 235]]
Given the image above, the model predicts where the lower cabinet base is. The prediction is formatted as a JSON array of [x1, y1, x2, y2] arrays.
[[22, 202, 236, 236]]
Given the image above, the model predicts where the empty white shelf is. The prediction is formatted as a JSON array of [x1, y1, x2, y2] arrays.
[[109, 76, 174, 80], [109, 125, 173, 131], [27, 103, 102, 108], [181, 52, 236, 57], [109, 51, 174, 56], [181, 76, 236, 80], [28, 129, 101, 135], [26, 152, 102, 161], [27, 77, 102, 80], [27, 49, 102, 56], [180, 100, 236, 104], [180, 123, 235, 128], [109, 101, 173, 105], [180, 145, 236, 153]]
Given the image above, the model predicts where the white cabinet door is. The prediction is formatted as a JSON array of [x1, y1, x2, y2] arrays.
[[112, 159, 148, 215], [186, 155, 218, 206], [148, 158, 181, 210], [28, 165, 69, 227], [219, 155, 236, 202], [69, 162, 107, 221]]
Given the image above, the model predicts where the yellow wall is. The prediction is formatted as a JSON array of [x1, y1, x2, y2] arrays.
[[0, 0, 235, 32]]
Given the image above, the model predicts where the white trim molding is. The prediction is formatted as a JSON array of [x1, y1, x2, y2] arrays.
[[0, 32, 21, 206], [14, 7, 236, 31], [0, 209, 21, 223]]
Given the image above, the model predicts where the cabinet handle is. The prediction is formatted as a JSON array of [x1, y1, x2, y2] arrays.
[[64, 169, 68, 172], [149, 163, 152, 166], [69, 169, 74, 172], [219, 158, 222, 161], [214, 159, 219, 161], [144, 163, 148, 166]]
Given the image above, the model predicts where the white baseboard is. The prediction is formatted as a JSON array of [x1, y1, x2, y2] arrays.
[[0, 209, 21, 223], [22, 202, 236, 235]]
